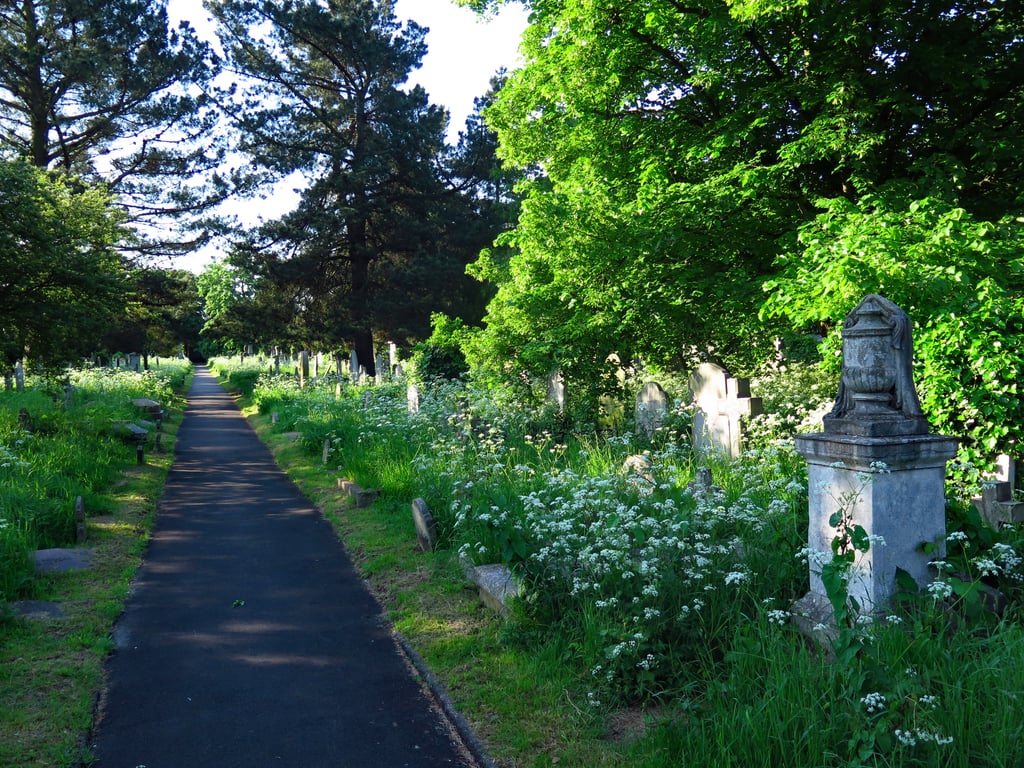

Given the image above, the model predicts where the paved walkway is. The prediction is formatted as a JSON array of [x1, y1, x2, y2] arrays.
[[91, 367, 476, 768]]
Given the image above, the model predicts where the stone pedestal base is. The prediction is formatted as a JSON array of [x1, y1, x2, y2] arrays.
[[795, 432, 957, 613]]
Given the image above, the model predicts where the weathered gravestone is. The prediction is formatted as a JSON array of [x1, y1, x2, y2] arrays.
[[688, 363, 762, 458], [793, 294, 958, 621], [407, 383, 420, 415], [411, 498, 437, 552], [299, 350, 309, 386], [635, 381, 669, 442], [546, 371, 566, 414]]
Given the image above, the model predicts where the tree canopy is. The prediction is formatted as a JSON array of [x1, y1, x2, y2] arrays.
[[0, 0, 224, 257], [0, 159, 126, 368], [208, 0, 510, 371], [459, 0, 1024, 458]]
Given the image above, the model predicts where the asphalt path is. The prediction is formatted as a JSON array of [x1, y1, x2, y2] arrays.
[[90, 367, 476, 768]]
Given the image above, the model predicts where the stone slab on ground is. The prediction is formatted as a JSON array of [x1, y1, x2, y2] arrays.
[[467, 563, 520, 615], [337, 478, 380, 508], [33, 548, 94, 573], [11, 600, 66, 620]]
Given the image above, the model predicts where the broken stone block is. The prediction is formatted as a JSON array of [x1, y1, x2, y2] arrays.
[[467, 563, 520, 616]]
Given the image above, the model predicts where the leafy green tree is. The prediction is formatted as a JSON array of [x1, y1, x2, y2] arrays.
[[463, 0, 1024, 444], [195, 258, 270, 355], [0, 159, 126, 368], [209, 0, 504, 373], [104, 268, 203, 358], [764, 193, 1024, 469], [0, 0, 223, 256]]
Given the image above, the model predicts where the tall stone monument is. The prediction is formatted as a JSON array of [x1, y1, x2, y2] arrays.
[[794, 295, 957, 616]]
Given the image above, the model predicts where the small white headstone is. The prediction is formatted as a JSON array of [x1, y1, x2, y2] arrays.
[[407, 384, 420, 415], [546, 371, 566, 413]]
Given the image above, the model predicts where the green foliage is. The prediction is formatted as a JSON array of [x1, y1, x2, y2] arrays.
[[464, 0, 1024, 456], [0, 160, 127, 369], [408, 315, 470, 382], [209, 0, 505, 362], [0, 363, 188, 600], [764, 194, 1024, 468], [746, 361, 838, 449], [0, 0, 223, 253], [208, 357, 272, 396]]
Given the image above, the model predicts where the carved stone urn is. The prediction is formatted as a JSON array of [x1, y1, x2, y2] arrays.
[[823, 294, 930, 437]]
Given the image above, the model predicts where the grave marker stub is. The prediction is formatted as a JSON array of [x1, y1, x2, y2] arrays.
[[547, 371, 566, 414], [407, 384, 420, 415], [635, 382, 669, 442], [411, 498, 437, 552], [689, 363, 762, 458]]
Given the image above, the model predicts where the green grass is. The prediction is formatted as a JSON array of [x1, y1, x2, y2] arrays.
[[0, 363, 189, 768]]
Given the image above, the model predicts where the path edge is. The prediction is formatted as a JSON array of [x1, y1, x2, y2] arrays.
[[395, 631, 498, 768]]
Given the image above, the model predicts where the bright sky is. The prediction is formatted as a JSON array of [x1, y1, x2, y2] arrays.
[[166, 0, 527, 137], [164, 0, 527, 271]]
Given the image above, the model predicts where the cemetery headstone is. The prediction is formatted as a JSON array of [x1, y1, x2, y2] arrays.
[[407, 384, 421, 415], [14, 361, 24, 391], [793, 294, 958, 617], [411, 498, 437, 552], [75, 496, 86, 544], [299, 350, 309, 386], [689, 362, 762, 458], [547, 370, 566, 414], [350, 349, 359, 379], [635, 381, 669, 442]]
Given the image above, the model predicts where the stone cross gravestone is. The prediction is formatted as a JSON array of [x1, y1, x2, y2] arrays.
[[635, 382, 669, 442], [793, 294, 958, 618], [689, 363, 762, 458]]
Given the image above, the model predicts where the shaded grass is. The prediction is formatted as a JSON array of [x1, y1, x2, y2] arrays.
[[0, 381, 184, 768]]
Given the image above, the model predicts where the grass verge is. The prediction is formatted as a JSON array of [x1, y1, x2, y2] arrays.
[[0, 393, 183, 768]]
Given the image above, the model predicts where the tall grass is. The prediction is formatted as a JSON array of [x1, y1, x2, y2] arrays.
[[0, 362, 191, 602], [216, 356, 1024, 767]]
